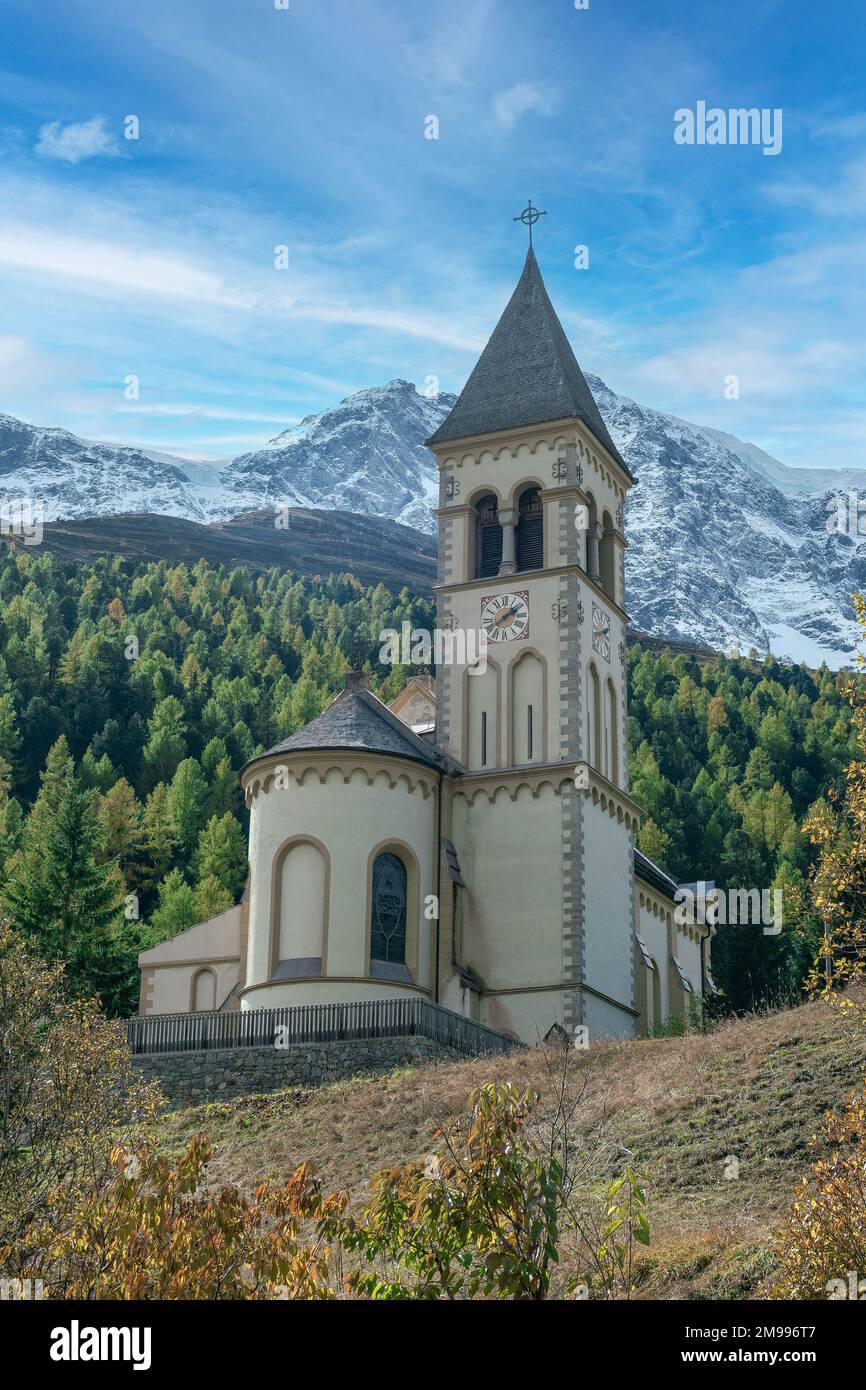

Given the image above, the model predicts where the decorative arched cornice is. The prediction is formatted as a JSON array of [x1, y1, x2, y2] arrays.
[[572, 761, 642, 831], [243, 751, 438, 806], [437, 426, 592, 473], [451, 766, 572, 807]]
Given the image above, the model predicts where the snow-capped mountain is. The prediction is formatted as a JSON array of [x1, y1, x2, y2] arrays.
[[227, 376, 866, 665], [2, 379, 865, 665], [220, 380, 454, 532], [0, 413, 212, 522], [586, 375, 866, 667]]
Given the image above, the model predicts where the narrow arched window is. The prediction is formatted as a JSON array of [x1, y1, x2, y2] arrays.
[[605, 677, 619, 784], [515, 486, 543, 572], [651, 960, 662, 1031], [585, 493, 600, 580], [371, 852, 407, 964], [475, 494, 502, 579], [600, 510, 616, 599], [192, 968, 216, 1012], [587, 663, 601, 769]]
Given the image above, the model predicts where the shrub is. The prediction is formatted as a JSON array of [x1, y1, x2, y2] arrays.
[[770, 1081, 866, 1299]]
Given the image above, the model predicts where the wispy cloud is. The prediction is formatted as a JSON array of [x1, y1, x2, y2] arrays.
[[1, 0, 864, 468], [809, 112, 866, 142], [0, 334, 56, 392], [0, 225, 251, 305], [767, 156, 866, 219], [35, 115, 117, 163], [491, 82, 556, 131], [0, 335, 31, 370], [115, 403, 290, 421]]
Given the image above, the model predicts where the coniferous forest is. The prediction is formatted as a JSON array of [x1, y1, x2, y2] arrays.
[[0, 545, 854, 1017]]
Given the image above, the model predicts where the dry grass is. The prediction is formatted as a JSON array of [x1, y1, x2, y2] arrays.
[[155, 996, 865, 1299]]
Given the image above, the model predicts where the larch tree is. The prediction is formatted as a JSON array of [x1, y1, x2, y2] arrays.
[[193, 812, 247, 901]]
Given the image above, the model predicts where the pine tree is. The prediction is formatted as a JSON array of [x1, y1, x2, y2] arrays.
[[79, 748, 117, 792], [193, 813, 247, 900], [140, 782, 179, 894], [167, 758, 210, 859], [148, 869, 198, 942], [95, 777, 148, 888], [141, 696, 187, 789], [0, 756, 23, 884], [638, 817, 672, 867], [3, 777, 131, 1009], [288, 675, 323, 732], [743, 746, 774, 792], [195, 874, 234, 921], [0, 690, 22, 776]]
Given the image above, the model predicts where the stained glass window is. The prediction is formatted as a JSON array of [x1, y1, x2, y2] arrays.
[[371, 852, 407, 964]]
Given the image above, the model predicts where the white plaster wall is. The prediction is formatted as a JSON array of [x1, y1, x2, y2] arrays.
[[453, 781, 563, 992], [676, 928, 703, 999], [138, 905, 243, 1016], [583, 991, 635, 1040], [636, 902, 671, 1021], [445, 573, 560, 770], [484, 988, 571, 1043], [581, 803, 634, 1015], [244, 760, 437, 1003], [145, 960, 239, 1016], [512, 650, 545, 764], [580, 603, 625, 787], [278, 840, 326, 960], [139, 905, 242, 966]]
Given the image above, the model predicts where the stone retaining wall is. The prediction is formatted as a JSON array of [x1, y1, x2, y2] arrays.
[[132, 1035, 456, 1108]]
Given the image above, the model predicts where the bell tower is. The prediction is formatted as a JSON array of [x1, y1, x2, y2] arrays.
[[428, 231, 643, 1044]]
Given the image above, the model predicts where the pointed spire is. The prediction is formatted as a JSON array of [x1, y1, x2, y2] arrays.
[[428, 248, 629, 474]]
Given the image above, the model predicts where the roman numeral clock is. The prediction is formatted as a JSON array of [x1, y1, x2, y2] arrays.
[[592, 600, 611, 660], [480, 591, 530, 643]]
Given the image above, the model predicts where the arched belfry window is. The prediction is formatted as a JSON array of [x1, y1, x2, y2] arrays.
[[515, 487, 543, 572], [371, 852, 407, 965], [475, 494, 503, 579], [600, 510, 616, 600]]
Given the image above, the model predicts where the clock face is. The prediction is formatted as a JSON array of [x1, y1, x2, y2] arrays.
[[480, 591, 530, 643], [592, 601, 611, 661]]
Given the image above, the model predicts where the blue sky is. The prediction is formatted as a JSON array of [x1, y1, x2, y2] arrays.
[[0, 0, 863, 467]]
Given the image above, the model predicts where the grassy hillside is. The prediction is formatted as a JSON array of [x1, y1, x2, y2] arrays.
[[155, 996, 864, 1300]]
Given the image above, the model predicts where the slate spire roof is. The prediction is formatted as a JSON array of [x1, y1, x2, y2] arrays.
[[250, 684, 447, 772], [427, 247, 630, 475]]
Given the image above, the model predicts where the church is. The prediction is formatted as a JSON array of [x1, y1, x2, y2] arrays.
[[138, 244, 712, 1044]]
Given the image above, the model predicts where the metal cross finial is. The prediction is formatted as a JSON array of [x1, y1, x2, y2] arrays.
[[514, 198, 547, 247]]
